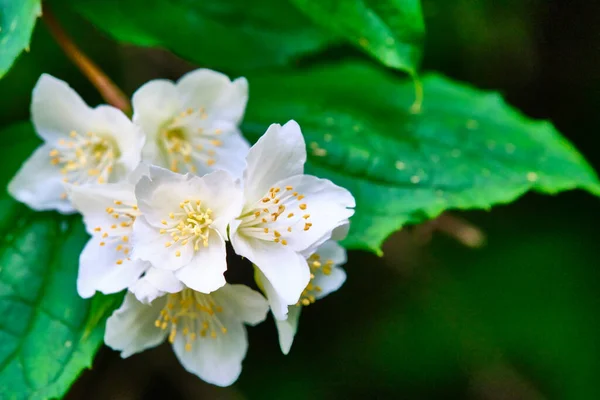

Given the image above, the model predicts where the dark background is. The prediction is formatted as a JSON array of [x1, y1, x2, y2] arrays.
[[2, 0, 599, 399]]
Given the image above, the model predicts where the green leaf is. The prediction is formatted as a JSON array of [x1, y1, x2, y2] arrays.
[[243, 62, 600, 253], [0, 123, 118, 399], [0, 0, 41, 79], [62, 0, 336, 72], [290, 0, 424, 74]]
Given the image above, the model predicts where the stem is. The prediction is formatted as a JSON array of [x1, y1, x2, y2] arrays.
[[42, 5, 132, 115]]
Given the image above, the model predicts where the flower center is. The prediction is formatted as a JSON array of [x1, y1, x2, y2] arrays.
[[297, 253, 334, 306], [155, 289, 228, 351], [159, 199, 214, 255], [238, 185, 313, 246], [50, 130, 119, 195], [94, 199, 141, 265], [159, 108, 224, 173]]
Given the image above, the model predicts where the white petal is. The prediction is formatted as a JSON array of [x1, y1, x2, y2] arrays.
[[140, 139, 165, 170], [220, 77, 248, 124], [231, 234, 310, 305], [77, 237, 149, 298], [130, 267, 184, 304], [243, 121, 306, 205], [275, 305, 302, 355], [134, 169, 196, 227], [131, 216, 194, 271], [313, 266, 346, 300], [126, 162, 151, 185], [31, 74, 94, 144], [105, 292, 167, 358], [132, 79, 181, 143], [213, 284, 269, 326], [274, 174, 355, 252], [8, 144, 74, 213], [300, 220, 350, 258], [254, 266, 289, 320], [194, 128, 249, 179], [92, 105, 145, 178], [303, 241, 347, 301], [174, 232, 227, 294], [314, 240, 347, 266], [67, 182, 136, 236], [190, 170, 243, 236], [331, 223, 350, 242], [148, 163, 183, 181], [176, 69, 248, 123], [129, 278, 164, 305], [228, 217, 242, 241], [172, 314, 247, 387]]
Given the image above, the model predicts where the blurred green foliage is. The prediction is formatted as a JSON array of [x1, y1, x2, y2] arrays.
[[65, 0, 336, 72]]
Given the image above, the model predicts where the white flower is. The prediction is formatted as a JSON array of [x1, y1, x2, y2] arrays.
[[9, 74, 145, 214], [256, 240, 347, 354], [132, 166, 243, 294], [105, 284, 269, 386], [68, 166, 151, 298], [230, 120, 355, 307], [132, 69, 249, 177]]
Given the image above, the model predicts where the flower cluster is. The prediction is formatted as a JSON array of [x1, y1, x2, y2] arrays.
[[8, 70, 355, 386]]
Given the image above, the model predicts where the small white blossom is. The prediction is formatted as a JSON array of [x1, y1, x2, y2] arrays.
[[132, 69, 249, 177], [230, 121, 355, 308], [9, 74, 145, 213], [105, 284, 268, 386], [132, 166, 243, 294], [68, 166, 151, 298], [256, 239, 347, 354]]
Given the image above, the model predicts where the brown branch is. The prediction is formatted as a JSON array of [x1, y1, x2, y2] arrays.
[[42, 5, 131, 115]]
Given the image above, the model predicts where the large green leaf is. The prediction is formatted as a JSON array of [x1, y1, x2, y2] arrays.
[[0, 0, 41, 78], [290, 0, 424, 74], [62, 0, 336, 72], [0, 123, 118, 399], [243, 62, 600, 253]]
